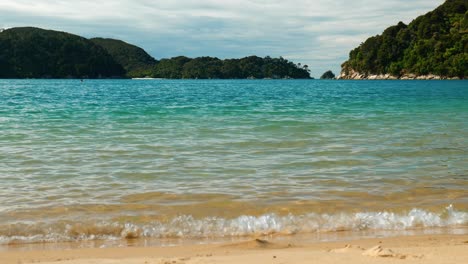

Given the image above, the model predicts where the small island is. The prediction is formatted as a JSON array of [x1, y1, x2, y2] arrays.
[[320, 70, 336, 79]]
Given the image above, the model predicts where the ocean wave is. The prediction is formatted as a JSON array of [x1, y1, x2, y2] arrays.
[[1, 205, 466, 245]]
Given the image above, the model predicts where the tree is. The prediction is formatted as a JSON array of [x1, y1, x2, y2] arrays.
[[152, 56, 191, 79], [91, 38, 157, 78], [0, 27, 125, 78], [342, 0, 467, 78], [0, 27, 313, 79]]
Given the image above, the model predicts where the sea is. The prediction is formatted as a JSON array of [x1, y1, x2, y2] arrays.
[[0, 79, 467, 248]]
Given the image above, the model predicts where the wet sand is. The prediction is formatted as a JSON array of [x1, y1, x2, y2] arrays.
[[2, 234, 467, 264]]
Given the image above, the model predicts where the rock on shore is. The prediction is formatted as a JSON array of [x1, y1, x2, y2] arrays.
[[338, 68, 461, 80]]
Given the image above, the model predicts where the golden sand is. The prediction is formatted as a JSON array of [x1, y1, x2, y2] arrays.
[[1, 234, 467, 264]]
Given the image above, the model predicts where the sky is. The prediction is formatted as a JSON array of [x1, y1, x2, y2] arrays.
[[0, 0, 445, 78]]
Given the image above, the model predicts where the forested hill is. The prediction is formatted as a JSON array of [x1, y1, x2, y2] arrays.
[[90, 38, 157, 78], [0, 27, 311, 79], [152, 56, 311, 79], [0, 27, 125, 78], [340, 0, 467, 79]]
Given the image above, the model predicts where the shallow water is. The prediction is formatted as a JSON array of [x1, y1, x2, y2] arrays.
[[0, 79, 467, 245]]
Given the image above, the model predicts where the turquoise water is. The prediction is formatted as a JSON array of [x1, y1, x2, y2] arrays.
[[0, 79, 467, 245]]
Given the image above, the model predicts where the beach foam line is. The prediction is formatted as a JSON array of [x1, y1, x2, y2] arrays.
[[1, 205, 466, 245]]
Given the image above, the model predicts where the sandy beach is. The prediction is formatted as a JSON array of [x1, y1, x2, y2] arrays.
[[2, 234, 467, 264]]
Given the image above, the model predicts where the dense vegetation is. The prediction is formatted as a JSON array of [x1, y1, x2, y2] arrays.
[[0, 27, 311, 79], [0, 27, 125, 78], [91, 38, 157, 78], [152, 55, 311, 79], [320, 70, 336, 79], [342, 0, 467, 78]]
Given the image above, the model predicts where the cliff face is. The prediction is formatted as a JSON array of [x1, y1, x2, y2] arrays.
[[340, 0, 467, 80]]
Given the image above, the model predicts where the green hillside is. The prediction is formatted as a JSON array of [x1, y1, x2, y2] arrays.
[[152, 56, 311, 79], [341, 0, 467, 79], [91, 38, 157, 78], [0, 27, 311, 79], [0, 27, 125, 78]]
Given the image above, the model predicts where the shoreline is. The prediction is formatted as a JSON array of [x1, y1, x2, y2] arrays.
[[338, 69, 463, 80], [1, 233, 467, 264]]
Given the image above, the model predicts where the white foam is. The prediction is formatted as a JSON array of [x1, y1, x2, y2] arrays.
[[1, 205, 466, 245]]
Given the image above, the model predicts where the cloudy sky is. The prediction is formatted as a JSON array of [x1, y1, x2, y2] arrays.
[[0, 0, 444, 77]]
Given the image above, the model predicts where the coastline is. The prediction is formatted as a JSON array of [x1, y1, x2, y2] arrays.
[[338, 68, 463, 80], [2, 233, 467, 264]]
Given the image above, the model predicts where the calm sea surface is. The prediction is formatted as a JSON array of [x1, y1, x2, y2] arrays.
[[0, 79, 467, 245]]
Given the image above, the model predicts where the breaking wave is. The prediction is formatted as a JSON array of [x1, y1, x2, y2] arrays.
[[1, 205, 466, 245]]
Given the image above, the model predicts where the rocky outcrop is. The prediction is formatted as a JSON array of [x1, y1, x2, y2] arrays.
[[338, 68, 461, 80], [338, 69, 398, 80]]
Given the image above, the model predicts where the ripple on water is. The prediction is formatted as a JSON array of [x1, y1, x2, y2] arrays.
[[0, 79, 467, 243]]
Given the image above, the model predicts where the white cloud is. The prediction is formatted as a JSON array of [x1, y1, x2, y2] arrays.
[[0, 0, 444, 77]]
